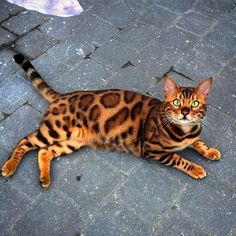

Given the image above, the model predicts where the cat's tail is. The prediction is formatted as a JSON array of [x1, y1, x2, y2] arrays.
[[14, 53, 62, 103]]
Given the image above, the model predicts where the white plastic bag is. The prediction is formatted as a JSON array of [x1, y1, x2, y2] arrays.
[[7, 0, 83, 17]]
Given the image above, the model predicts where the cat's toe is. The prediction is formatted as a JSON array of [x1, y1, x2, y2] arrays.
[[205, 148, 221, 161], [1, 160, 17, 177], [189, 165, 206, 179], [39, 174, 51, 188]]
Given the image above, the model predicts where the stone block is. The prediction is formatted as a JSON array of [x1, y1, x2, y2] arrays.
[[14, 29, 58, 59], [105, 66, 155, 93], [115, 161, 187, 223], [0, 184, 31, 234], [0, 49, 18, 82], [2, 11, 46, 35], [57, 153, 124, 213], [59, 59, 113, 90], [46, 37, 95, 68], [0, 105, 41, 149], [0, 74, 36, 114], [70, 15, 119, 47], [138, 5, 177, 31], [114, 22, 157, 52], [89, 149, 141, 174], [177, 11, 217, 35], [177, 177, 236, 235], [155, 0, 196, 13], [0, 27, 16, 46], [39, 14, 87, 40], [97, 3, 141, 28], [81, 197, 154, 235], [91, 39, 138, 71], [12, 191, 88, 235]]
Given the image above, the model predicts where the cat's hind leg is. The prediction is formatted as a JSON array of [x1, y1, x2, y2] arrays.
[[191, 139, 221, 160], [38, 139, 84, 188], [1, 131, 39, 177], [149, 153, 206, 179]]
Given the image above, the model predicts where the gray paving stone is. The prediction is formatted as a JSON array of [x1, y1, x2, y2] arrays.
[[89, 149, 140, 174], [105, 66, 155, 93], [1, 11, 46, 35], [59, 59, 113, 90], [208, 75, 236, 117], [70, 15, 119, 47], [194, 31, 236, 63], [81, 197, 154, 235], [139, 5, 178, 31], [0, 184, 31, 234], [114, 22, 157, 52], [133, 45, 181, 77], [194, 0, 235, 18], [91, 39, 138, 71], [46, 37, 95, 68], [0, 49, 18, 82], [175, 49, 223, 82], [0, 74, 36, 114], [151, 26, 199, 56], [177, 11, 217, 35], [177, 177, 236, 235], [155, 0, 196, 13], [1, 0, 23, 16], [12, 191, 88, 236], [154, 209, 208, 236], [97, 2, 141, 28], [39, 14, 87, 40], [57, 153, 124, 213], [123, 0, 157, 12], [212, 18, 236, 35], [0, 27, 16, 46], [115, 161, 187, 223], [13, 29, 58, 59], [0, 105, 41, 149]]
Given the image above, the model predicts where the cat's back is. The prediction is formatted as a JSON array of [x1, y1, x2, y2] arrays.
[[42, 89, 162, 155]]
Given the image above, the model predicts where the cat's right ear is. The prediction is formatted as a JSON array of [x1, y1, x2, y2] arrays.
[[163, 76, 179, 95]]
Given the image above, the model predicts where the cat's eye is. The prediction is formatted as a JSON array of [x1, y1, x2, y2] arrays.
[[191, 100, 199, 108], [173, 99, 181, 106]]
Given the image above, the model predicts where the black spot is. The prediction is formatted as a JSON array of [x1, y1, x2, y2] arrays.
[[30, 71, 41, 80], [36, 130, 50, 145], [55, 120, 61, 128], [89, 105, 101, 121], [131, 101, 143, 121], [124, 91, 135, 104], [69, 105, 75, 113], [83, 116, 88, 128], [100, 93, 120, 108], [128, 126, 134, 135], [121, 132, 128, 139], [67, 145, 76, 151], [93, 122, 100, 133]]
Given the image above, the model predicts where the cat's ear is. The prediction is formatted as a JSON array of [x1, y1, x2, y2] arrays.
[[163, 76, 179, 95], [196, 78, 213, 98]]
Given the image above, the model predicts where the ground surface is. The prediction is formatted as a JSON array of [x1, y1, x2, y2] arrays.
[[0, 0, 236, 235]]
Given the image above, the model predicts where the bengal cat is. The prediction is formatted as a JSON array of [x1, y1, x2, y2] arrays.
[[1, 54, 221, 188]]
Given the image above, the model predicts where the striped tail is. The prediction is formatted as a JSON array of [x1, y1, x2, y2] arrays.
[[14, 53, 61, 103]]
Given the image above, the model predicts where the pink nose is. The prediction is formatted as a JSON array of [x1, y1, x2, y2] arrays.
[[181, 107, 190, 116]]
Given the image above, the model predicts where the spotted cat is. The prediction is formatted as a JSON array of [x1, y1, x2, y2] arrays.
[[1, 54, 221, 188]]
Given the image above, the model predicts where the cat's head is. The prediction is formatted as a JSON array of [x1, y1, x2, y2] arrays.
[[162, 76, 212, 125]]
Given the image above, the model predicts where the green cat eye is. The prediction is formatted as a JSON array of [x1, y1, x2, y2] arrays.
[[191, 100, 199, 107], [173, 99, 181, 106]]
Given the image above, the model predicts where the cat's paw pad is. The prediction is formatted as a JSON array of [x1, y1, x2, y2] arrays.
[[1, 160, 17, 177], [204, 148, 221, 161], [39, 174, 51, 188], [189, 165, 206, 179]]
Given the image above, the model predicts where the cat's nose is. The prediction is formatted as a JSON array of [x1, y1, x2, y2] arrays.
[[181, 107, 190, 116]]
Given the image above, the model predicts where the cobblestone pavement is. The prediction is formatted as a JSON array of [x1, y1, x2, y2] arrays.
[[0, 0, 236, 235]]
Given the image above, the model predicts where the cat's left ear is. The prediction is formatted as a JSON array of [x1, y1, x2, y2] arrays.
[[196, 77, 213, 98]]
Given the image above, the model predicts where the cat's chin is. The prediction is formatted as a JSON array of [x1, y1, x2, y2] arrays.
[[177, 119, 195, 125]]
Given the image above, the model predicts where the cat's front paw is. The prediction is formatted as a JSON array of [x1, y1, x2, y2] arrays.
[[204, 147, 221, 161], [188, 164, 206, 179], [39, 173, 51, 188], [1, 160, 17, 177]]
